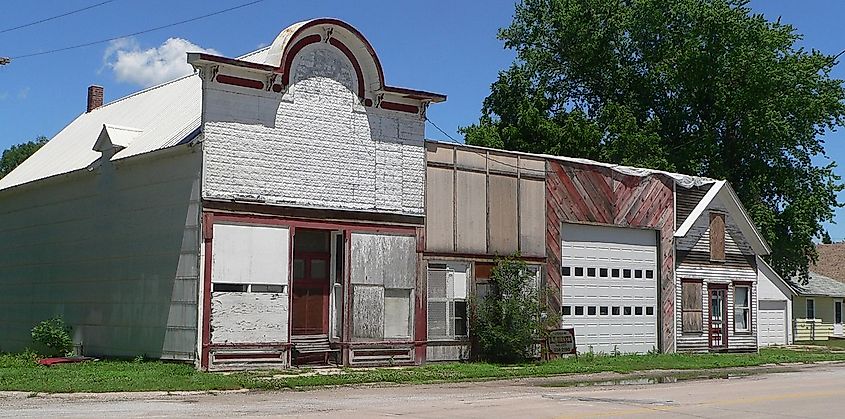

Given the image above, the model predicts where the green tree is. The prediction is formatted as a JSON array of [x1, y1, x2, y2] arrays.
[[471, 256, 557, 363], [0, 136, 48, 179], [822, 231, 833, 245], [462, 0, 844, 280]]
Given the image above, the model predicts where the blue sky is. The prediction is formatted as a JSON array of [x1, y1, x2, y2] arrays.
[[1, 0, 843, 240]]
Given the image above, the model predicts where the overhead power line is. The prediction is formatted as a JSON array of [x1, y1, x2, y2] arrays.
[[0, 0, 116, 35], [10, 0, 266, 60]]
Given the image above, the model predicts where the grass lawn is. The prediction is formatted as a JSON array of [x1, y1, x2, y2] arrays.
[[2, 348, 844, 393]]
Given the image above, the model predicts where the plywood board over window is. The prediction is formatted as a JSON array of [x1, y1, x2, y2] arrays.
[[682, 280, 704, 333], [710, 213, 726, 261], [350, 233, 416, 341]]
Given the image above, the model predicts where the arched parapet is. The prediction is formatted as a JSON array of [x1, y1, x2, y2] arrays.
[[264, 18, 385, 105]]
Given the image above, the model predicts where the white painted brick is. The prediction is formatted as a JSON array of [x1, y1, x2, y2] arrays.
[[203, 43, 425, 215]]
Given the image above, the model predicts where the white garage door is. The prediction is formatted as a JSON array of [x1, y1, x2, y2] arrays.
[[560, 223, 658, 354], [758, 300, 788, 346]]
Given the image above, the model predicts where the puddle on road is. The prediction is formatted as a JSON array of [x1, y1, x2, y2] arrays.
[[541, 372, 756, 388]]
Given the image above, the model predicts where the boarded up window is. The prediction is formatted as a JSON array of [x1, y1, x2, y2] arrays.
[[709, 213, 726, 261], [352, 285, 384, 339], [682, 280, 703, 333]]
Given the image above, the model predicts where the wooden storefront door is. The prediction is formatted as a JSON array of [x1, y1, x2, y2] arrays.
[[709, 285, 728, 350], [291, 252, 331, 335]]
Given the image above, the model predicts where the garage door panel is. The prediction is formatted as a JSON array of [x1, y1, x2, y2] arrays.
[[758, 300, 787, 346], [561, 223, 658, 354]]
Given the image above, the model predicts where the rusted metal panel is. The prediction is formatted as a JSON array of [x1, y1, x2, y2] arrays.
[[424, 166, 455, 252], [426, 142, 454, 164], [456, 171, 487, 253], [519, 178, 546, 257], [352, 285, 384, 339], [488, 174, 518, 255]]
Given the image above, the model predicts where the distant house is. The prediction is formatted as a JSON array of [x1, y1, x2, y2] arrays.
[[787, 272, 845, 341], [0, 17, 776, 370]]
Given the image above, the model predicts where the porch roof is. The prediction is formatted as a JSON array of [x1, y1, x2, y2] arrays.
[[788, 272, 845, 298]]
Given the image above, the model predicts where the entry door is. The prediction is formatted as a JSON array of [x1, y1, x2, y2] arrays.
[[835, 300, 843, 336], [709, 285, 728, 349], [292, 253, 331, 335]]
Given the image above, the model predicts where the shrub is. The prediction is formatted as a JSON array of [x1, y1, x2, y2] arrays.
[[471, 255, 558, 363], [31, 316, 73, 357]]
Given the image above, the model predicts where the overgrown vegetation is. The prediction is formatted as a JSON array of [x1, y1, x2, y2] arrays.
[[471, 256, 558, 363], [1, 348, 843, 393], [31, 317, 73, 357]]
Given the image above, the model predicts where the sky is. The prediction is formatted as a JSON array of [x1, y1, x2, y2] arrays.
[[0, 0, 843, 240]]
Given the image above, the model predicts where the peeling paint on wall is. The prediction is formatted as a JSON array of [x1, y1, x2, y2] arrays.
[[210, 292, 289, 343]]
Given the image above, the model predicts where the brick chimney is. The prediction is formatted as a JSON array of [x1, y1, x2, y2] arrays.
[[87, 85, 104, 113]]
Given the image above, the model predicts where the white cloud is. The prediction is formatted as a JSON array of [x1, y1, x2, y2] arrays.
[[104, 37, 219, 87]]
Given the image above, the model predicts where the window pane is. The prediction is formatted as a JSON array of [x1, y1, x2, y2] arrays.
[[635, 270, 643, 279], [645, 270, 654, 279], [600, 268, 608, 277], [646, 306, 654, 316], [587, 268, 596, 277], [623, 269, 632, 278], [453, 301, 468, 336], [428, 269, 447, 299], [293, 259, 305, 280], [635, 306, 643, 315], [385, 289, 411, 338], [612, 269, 620, 278], [624, 306, 632, 315], [612, 306, 620, 315], [213, 283, 248, 292], [428, 301, 447, 337], [575, 267, 584, 276], [251, 284, 285, 293], [574, 306, 584, 315], [735, 286, 749, 308], [587, 306, 597, 315], [599, 306, 608, 315], [311, 259, 327, 280], [735, 308, 748, 331], [562, 266, 571, 276]]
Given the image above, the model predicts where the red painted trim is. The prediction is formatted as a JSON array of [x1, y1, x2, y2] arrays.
[[380, 101, 419, 114], [280, 34, 322, 86], [329, 37, 366, 100], [208, 212, 416, 234], [215, 74, 264, 90], [200, 213, 214, 370], [278, 18, 385, 87]]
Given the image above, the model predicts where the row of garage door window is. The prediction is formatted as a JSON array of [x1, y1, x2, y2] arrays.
[[562, 267, 654, 279], [563, 305, 655, 316]]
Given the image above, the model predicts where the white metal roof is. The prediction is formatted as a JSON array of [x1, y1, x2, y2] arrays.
[[0, 74, 201, 191], [0, 46, 276, 192]]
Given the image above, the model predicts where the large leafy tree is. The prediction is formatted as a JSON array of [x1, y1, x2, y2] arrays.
[[0, 136, 48, 179], [463, 0, 845, 280]]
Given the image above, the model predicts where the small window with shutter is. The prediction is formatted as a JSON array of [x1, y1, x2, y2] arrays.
[[710, 213, 726, 261], [682, 280, 704, 333]]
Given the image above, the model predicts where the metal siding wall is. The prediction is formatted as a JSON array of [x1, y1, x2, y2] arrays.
[[519, 178, 546, 257], [0, 148, 201, 360], [424, 166, 455, 252], [455, 171, 487, 253], [488, 175, 518, 255]]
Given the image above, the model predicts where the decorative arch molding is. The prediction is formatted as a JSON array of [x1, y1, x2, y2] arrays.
[[266, 18, 384, 103]]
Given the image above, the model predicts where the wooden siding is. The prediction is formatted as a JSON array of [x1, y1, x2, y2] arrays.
[[676, 196, 758, 352], [424, 143, 546, 258], [545, 160, 676, 352], [675, 184, 711, 226]]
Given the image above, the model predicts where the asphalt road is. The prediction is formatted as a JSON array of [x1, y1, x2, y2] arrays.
[[3, 363, 845, 418]]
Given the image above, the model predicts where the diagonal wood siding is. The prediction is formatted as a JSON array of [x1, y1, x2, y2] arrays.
[[546, 160, 676, 352]]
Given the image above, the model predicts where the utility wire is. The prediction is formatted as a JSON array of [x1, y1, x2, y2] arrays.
[[0, 0, 116, 35], [10, 0, 265, 60], [425, 116, 548, 175]]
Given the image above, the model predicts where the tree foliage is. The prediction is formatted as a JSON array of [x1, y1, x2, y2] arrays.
[[471, 256, 557, 363], [462, 0, 845, 280], [0, 136, 48, 179]]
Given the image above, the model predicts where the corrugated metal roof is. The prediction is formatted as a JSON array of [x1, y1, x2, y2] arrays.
[[788, 272, 845, 297], [0, 74, 201, 191]]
